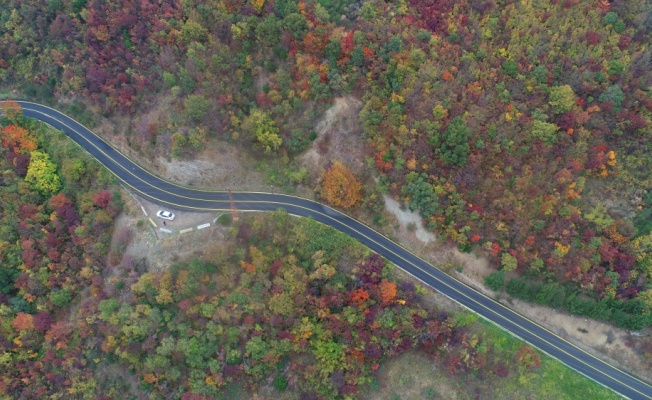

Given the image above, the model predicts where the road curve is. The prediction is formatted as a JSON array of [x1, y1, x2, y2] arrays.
[[5, 100, 652, 399]]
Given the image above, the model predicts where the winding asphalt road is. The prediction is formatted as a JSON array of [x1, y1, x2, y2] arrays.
[[5, 100, 652, 399]]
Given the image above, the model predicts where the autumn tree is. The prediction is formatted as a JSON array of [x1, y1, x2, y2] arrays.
[[0, 99, 22, 122], [255, 15, 281, 48], [548, 85, 577, 114], [350, 288, 370, 306], [282, 13, 308, 40], [25, 150, 61, 195], [530, 120, 559, 145], [378, 279, 397, 305], [275, 0, 299, 17], [12, 312, 34, 332], [269, 292, 296, 316], [242, 109, 283, 153], [1, 124, 37, 153], [181, 20, 206, 43], [319, 161, 363, 208], [61, 158, 86, 183]]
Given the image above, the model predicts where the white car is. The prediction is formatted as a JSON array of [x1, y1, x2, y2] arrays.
[[156, 210, 175, 221]]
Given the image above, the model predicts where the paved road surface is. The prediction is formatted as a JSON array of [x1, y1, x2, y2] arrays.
[[4, 100, 652, 399]]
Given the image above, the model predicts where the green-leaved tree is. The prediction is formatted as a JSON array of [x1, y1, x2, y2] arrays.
[[548, 85, 576, 114], [432, 116, 470, 167]]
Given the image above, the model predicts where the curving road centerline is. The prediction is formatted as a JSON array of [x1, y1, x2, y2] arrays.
[[4, 100, 652, 399]]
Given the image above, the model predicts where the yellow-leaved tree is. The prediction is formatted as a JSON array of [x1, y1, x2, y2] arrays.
[[319, 161, 363, 208], [242, 109, 282, 153], [25, 150, 61, 195]]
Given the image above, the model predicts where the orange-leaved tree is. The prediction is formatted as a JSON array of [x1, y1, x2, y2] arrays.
[[1, 124, 37, 153], [319, 160, 363, 208], [12, 312, 34, 332], [350, 288, 370, 307], [378, 279, 397, 305]]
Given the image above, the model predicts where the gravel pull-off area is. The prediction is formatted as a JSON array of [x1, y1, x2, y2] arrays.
[[109, 193, 230, 273]]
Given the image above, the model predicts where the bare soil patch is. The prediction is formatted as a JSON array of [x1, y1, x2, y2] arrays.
[[299, 96, 366, 181], [92, 99, 271, 192], [157, 143, 271, 191], [383, 195, 436, 243]]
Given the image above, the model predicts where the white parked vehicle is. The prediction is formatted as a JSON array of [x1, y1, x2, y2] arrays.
[[156, 210, 175, 221]]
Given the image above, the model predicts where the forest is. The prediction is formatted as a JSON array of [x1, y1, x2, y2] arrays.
[[1, 0, 651, 323], [0, 107, 628, 397], [0, 104, 123, 396], [1, 0, 652, 396]]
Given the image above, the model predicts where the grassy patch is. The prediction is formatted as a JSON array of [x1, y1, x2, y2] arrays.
[[358, 352, 465, 400], [471, 320, 622, 399], [216, 213, 232, 226], [357, 321, 621, 400], [0, 89, 15, 99]]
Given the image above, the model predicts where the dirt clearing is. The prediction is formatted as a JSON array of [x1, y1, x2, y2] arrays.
[[93, 98, 271, 191], [157, 143, 272, 191], [299, 96, 366, 181]]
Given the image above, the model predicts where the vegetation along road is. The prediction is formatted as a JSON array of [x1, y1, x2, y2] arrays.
[[9, 100, 652, 399]]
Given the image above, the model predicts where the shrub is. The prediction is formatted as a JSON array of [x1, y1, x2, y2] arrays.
[[534, 283, 560, 306], [565, 293, 592, 316], [217, 213, 232, 226], [502, 60, 518, 76], [274, 375, 288, 392], [506, 278, 532, 301], [184, 95, 211, 122], [484, 271, 505, 292]]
